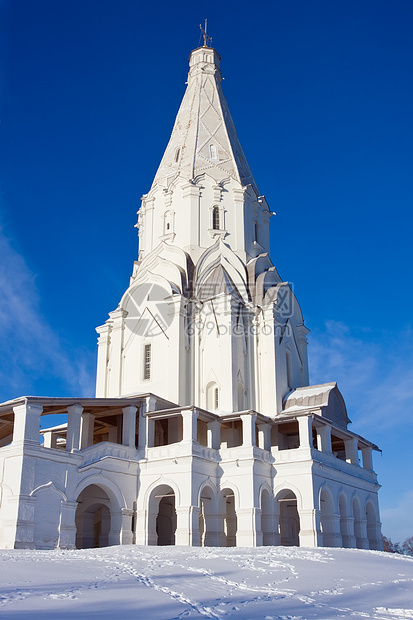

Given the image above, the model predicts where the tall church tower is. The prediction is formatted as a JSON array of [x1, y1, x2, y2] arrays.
[[95, 44, 310, 417], [0, 39, 382, 553]]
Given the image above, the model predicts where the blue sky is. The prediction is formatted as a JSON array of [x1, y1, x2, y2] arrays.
[[1, 0, 412, 542]]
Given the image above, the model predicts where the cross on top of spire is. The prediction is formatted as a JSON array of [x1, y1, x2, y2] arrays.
[[199, 19, 212, 47]]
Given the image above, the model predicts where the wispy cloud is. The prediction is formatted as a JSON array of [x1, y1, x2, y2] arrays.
[[309, 320, 413, 541], [308, 320, 413, 432], [0, 220, 95, 401], [381, 490, 413, 543]]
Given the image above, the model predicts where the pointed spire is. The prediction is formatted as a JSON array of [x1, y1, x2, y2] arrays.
[[151, 44, 259, 194]]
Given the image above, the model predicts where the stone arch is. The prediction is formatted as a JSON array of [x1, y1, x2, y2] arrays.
[[319, 485, 341, 547], [260, 484, 276, 546], [352, 495, 366, 549], [73, 476, 126, 550], [206, 380, 220, 411], [198, 482, 218, 546], [338, 492, 354, 548], [219, 483, 239, 547], [146, 480, 180, 546], [275, 488, 300, 546], [274, 480, 303, 510], [73, 475, 126, 512], [163, 209, 175, 236], [365, 499, 380, 550], [75, 485, 112, 549]]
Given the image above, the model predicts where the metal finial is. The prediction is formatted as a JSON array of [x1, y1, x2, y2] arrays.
[[199, 19, 212, 48]]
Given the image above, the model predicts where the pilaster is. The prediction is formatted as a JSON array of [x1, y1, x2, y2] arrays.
[[107, 308, 127, 397], [182, 408, 198, 443], [316, 424, 332, 454], [299, 508, 322, 548], [175, 506, 201, 546], [345, 437, 359, 465], [240, 412, 257, 447], [207, 419, 221, 449], [122, 405, 137, 448], [66, 404, 83, 452], [12, 403, 43, 447], [298, 415, 313, 448], [236, 507, 262, 547], [257, 422, 271, 451], [80, 412, 94, 449], [95, 323, 110, 397]]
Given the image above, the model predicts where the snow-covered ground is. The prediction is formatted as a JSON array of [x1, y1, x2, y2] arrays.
[[1, 546, 413, 619]]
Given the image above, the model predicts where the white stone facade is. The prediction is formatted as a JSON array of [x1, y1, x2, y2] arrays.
[[0, 44, 382, 551]]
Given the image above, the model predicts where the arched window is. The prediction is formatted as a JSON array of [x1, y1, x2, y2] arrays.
[[212, 206, 220, 230], [163, 210, 174, 236]]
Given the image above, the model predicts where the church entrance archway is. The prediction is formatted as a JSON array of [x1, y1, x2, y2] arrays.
[[276, 490, 300, 546], [148, 484, 177, 546], [220, 488, 237, 547], [199, 485, 216, 546], [75, 484, 112, 549], [261, 488, 275, 546]]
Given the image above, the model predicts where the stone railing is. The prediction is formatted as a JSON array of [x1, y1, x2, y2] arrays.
[[220, 445, 274, 464], [274, 446, 377, 482], [146, 441, 218, 462], [79, 442, 138, 468]]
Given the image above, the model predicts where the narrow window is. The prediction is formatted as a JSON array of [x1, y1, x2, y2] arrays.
[[286, 350, 292, 389], [214, 387, 219, 410], [209, 144, 217, 160], [144, 344, 151, 380], [254, 222, 258, 243], [174, 148, 181, 163], [166, 222, 170, 230], [212, 206, 220, 230]]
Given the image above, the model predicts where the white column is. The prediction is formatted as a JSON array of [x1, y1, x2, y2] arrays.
[[240, 413, 257, 447], [122, 405, 137, 448], [43, 430, 57, 449], [298, 415, 313, 448], [341, 517, 356, 548], [271, 425, 279, 452], [299, 508, 322, 547], [236, 507, 261, 547], [95, 324, 110, 397], [58, 501, 78, 549], [107, 308, 127, 397], [316, 424, 332, 454], [207, 420, 221, 449], [12, 403, 43, 447], [175, 506, 201, 546], [345, 437, 359, 465], [257, 422, 271, 451], [80, 412, 94, 449], [119, 508, 134, 545], [361, 446, 373, 470], [66, 404, 83, 452], [137, 408, 146, 449], [182, 409, 198, 443]]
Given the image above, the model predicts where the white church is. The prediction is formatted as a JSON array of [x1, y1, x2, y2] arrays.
[[0, 42, 382, 551]]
